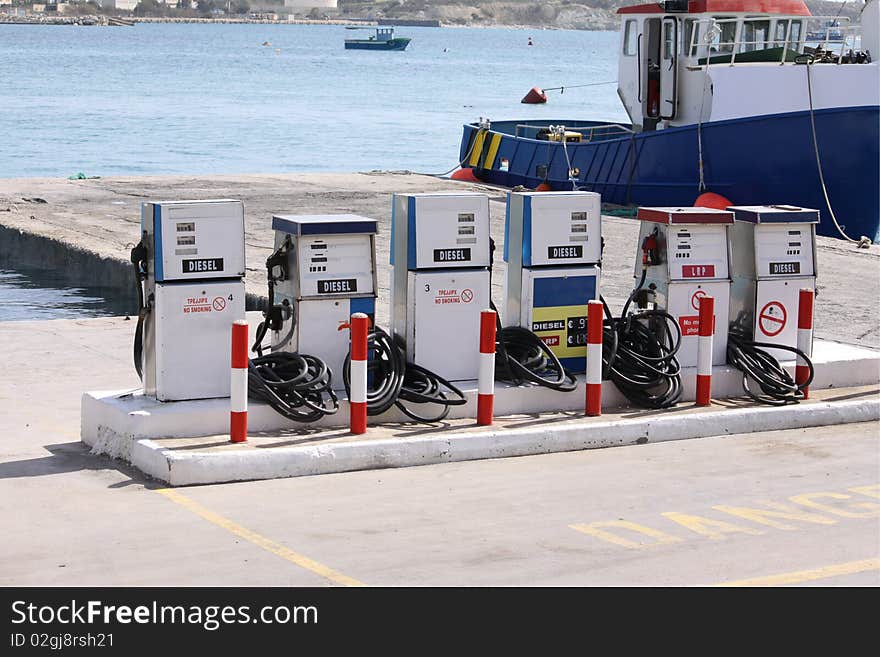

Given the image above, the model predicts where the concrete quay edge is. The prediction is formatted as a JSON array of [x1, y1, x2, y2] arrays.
[[99, 394, 879, 486]]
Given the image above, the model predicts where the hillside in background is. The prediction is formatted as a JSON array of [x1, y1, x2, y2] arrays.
[[336, 0, 867, 30]]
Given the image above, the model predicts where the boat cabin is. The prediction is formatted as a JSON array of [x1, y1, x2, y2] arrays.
[[615, 0, 858, 131]]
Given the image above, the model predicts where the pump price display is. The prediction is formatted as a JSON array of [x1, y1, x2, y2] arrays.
[[769, 261, 801, 275], [565, 316, 588, 347]]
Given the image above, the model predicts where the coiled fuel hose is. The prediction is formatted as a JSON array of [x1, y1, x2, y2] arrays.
[[726, 314, 814, 406], [492, 311, 578, 393], [599, 269, 683, 409], [342, 326, 467, 423], [245, 240, 339, 423]]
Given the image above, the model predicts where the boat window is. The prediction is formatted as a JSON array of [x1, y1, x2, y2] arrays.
[[663, 20, 676, 58], [623, 20, 638, 56], [790, 20, 803, 47], [683, 19, 697, 56], [712, 17, 736, 54], [741, 19, 771, 52], [773, 19, 789, 47]]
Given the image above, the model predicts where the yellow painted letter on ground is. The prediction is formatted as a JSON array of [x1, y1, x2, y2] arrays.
[[569, 521, 683, 549], [789, 492, 880, 519], [713, 502, 836, 530], [849, 484, 880, 500], [660, 512, 763, 540]]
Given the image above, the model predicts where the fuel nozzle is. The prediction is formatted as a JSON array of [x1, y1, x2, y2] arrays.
[[641, 227, 661, 268]]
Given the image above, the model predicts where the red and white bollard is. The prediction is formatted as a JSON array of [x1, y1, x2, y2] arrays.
[[796, 288, 814, 399], [696, 295, 715, 407], [477, 309, 497, 426], [585, 300, 603, 416], [349, 312, 370, 435], [230, 319, 248, 443]]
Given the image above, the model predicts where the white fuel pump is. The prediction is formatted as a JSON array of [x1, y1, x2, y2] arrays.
[[727, 205, 818, 361], [135, 199, 246, 401], [634, 206, 733, 367], [503, 190, 602, 373], [268, 214, 378, 389], [390, 192, 491, 382]]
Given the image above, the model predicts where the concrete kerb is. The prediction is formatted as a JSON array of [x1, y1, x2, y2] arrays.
[[91, 394, 879, 486]]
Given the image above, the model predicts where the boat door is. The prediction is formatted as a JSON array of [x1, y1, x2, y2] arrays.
[[660, 16, 678, 119], [642, 16, 678, 126]]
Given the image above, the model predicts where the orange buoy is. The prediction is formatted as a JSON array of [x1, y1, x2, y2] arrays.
[[451, 167, 478, 182], [536, 182, 552, 191], [521, 87, 547, 104], [694, 191, 733, 210]]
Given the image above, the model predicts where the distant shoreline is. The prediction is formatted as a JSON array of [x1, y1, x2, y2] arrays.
[[0, 13, 615, 31]]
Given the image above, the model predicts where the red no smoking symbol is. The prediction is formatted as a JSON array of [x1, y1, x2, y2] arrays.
[[759, 301, 786, 337], [460, 289, 474, 303], [212, 297, 227, 312], [691, 289, 707, 311]]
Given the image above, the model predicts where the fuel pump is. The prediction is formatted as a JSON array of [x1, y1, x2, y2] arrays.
[[264, 214, 378, 390], [390, 192, 491, 382], [727, 205, 818, 361], [132, 199, 246, 401], [503, 190, 602, 373], [633, 206, 733, 367]]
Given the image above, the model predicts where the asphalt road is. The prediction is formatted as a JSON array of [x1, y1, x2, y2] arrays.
[[0, 318, 877, 587]]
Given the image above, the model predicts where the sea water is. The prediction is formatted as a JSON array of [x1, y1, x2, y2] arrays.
[[0, 22, 624, 318]]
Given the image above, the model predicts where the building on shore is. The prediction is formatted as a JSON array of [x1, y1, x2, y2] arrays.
[[283, 0, 337, 10]]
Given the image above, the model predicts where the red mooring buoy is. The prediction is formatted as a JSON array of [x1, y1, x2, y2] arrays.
[[521, 87, 547, 104], [451, 167, 478, 182], [694, 191, 733, 210]]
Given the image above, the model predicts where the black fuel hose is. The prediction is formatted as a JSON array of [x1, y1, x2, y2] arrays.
[[493, 321, 578, 392], [726, 320, 814, 406], [247, 352, 339, 423], [599, 270, 683, 409], [342, 325, 467, 423]]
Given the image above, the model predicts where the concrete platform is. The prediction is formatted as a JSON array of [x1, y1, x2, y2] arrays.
[[81, 337, 880, 486]]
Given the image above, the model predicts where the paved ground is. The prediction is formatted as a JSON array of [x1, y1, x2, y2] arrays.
[[1, 173, 878, 586], [1, 173, 878, 345], [0, 316, 877, 586]]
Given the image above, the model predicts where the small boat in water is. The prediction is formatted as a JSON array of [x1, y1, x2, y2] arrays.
[[344, 27, 411, 51], [459, 0, 879, 242]]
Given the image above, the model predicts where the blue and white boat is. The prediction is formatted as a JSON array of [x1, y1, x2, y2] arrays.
[[459, 0, 879, 242]]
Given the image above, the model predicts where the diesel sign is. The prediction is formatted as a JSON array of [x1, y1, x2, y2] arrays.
[[547, 245, 583, 259], [433, 248, 471, 263], [317, 278, 357, 294], [182, 258, 224, 273]]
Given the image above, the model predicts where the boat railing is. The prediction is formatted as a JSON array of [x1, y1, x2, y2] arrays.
[[513, 123, 634, 141], [687, 15, 862, 67]]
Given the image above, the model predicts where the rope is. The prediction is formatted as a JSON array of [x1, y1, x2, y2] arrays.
[[541, 80, 617, 93], [412, 125, 488, 178], [803, 59, 871, 247], [696, 24, 720, 193]]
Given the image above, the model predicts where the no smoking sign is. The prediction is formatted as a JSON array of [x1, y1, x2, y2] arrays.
[[758, 301, 787, 337]]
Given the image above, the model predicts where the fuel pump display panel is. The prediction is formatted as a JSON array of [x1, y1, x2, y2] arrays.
[[504, 191, 602, 267], [752, 223, 816, 278], [146, 200, 246, 283], [294, 234, 376, 298], [393, 193, 491, 270]]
